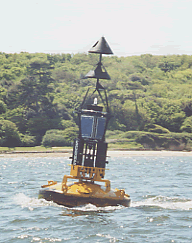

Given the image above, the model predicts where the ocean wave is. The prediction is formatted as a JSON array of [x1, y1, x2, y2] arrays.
[[13, 193, 63, 210], [132, 195, 192, 210], [14, 193, 124, 213], [70, 203, 123, 212], [15, 193, 192, 213]]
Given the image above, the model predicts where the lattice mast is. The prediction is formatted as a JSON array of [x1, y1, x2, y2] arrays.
[[65, 37, 113, 187]]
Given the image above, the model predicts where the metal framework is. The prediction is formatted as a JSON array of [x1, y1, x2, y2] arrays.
[[62, 37, 114, 192]]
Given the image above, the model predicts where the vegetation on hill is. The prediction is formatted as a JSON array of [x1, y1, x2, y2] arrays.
[[1, 52, 192, 150]]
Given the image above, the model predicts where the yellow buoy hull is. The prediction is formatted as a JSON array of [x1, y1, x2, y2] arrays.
[[39, 181, 131, 207]]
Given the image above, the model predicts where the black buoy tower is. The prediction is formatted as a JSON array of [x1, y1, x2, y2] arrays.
[[68, 37, 113, 185]]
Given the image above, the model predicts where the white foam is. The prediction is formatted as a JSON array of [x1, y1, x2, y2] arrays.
[[72, 203, 124, 211], [132, 196, 192, 210], [14, 193, 124, 211], [96, 233, 118, 241], [14, 193, 62, 210]]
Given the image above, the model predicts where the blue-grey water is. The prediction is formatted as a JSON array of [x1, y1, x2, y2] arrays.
[[1, 154, 192, 243]]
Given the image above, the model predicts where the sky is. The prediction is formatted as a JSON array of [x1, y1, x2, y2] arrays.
[[1, 0, 192, 56]]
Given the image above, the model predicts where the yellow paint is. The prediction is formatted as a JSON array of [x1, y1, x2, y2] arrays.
[[42, 181, 130, 201], [70, 165, 105, 180], [41, 163, 130, 205], [62, 165, 110, 193], [41, 180, 57, 188]]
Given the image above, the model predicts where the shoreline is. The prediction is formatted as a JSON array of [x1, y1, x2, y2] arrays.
[[1, 150, 192, 157], [107, 150, 192, 157]]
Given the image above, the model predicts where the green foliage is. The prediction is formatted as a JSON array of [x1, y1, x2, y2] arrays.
[[0, 120, 21, 147], [20, 133, 36, 147], [42, 127, 78, 147], [106, 130, 124, 138], [158, 56, 182, 72], [0, 100, 6, 114], [60, 119, 78, 130], [1, 52, 192, 149], [26, 116, 62, 143], [3, 106, 26, 132], [181, 116, 192, 133], [42, 132, 67, 147], [144, 124, 170, 133], [106, 130, 192, 150]]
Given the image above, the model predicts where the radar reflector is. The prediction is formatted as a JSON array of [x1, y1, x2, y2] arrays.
[[89, 37, 113, 55], [83, 63, 111, 80]]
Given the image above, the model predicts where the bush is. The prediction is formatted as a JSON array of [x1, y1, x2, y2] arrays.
[[62, 127, 78, 144], [60, 119, 78, 130], [121, 131, 142, 139], [42, 133, 69, 147], [144, 124, 170, 134], [106, 130, 192, 150], [42, 127, 78, 147], [135, 133, 155, 148], [106, 130, 124, 138], [0, 120, 21, 147], [181, 116, 192, 133], [20, 134, 36, 147]]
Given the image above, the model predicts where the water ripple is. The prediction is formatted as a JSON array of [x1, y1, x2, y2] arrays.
[[132, 195, 192, 210], [1, 156, 192, 243]]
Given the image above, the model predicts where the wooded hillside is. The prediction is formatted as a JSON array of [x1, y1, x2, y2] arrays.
[[1, 52, 192, 149]]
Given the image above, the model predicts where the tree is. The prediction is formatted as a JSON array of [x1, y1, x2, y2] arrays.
[[181, 116, 192, 133], [0, 100, 6, 114], [158, 56, 182, 72], [6, 57, 61, 142], [26, 115, 61, 144], [0, 120, 21, 147], [157, 105, 186, 132]]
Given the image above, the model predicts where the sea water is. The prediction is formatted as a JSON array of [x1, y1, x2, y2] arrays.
[[0, 155, 192, 242]]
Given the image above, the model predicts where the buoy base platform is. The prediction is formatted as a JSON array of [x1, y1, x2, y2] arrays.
[[39, 181, 131, 208]]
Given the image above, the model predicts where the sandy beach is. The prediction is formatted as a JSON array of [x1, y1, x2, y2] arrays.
[[1, 150, 192, 157]]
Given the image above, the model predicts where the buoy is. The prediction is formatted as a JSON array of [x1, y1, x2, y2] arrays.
[[39, 37, 131, 207]]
